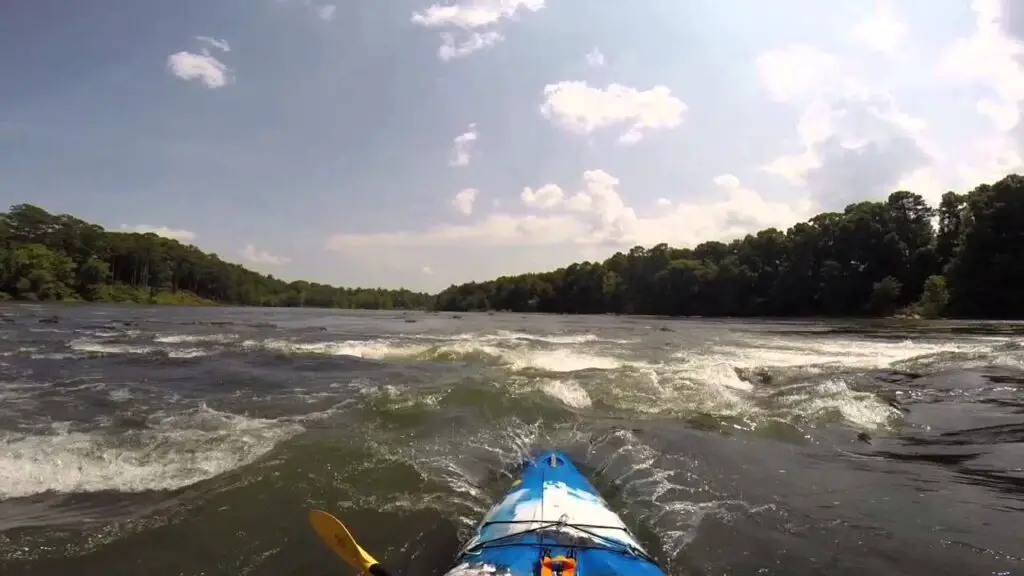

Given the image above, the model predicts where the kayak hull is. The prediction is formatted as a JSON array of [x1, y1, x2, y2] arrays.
[[445, 451, 665, 576]]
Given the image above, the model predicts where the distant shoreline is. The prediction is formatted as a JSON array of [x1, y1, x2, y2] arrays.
[[8, 297, 1024, 325], [5, 172, 1024, 320]]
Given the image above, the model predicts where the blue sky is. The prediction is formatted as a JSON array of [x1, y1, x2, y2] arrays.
[[2, 0, 1021, 291]]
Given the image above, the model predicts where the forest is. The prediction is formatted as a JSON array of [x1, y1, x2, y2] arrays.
[[4, 172, 1023, 318], [434, 173, 1024, 319], [0, 204, 432, 309]]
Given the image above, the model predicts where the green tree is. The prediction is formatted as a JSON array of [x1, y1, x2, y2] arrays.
[[0, 204, 434, 308], [434, 173, 1024, 319], [915, 275, 949, 318]]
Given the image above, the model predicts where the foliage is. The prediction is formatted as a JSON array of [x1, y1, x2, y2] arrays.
[[6, 172, 1023, 318], [0, 204, 433, 309], [435, 174, 1024, 318], [915, 275, 949, 319]]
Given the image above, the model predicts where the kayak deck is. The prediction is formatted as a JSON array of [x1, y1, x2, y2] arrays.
[[446, 451, 665, 576]]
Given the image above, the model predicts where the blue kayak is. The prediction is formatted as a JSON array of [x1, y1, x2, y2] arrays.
[[444, 451, 666, 576]]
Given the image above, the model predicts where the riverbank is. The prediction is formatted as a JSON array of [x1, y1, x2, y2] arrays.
[[0, 286, 218, 306]]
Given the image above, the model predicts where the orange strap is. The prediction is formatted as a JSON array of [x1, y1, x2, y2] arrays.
[[540, 556, 576, 576]]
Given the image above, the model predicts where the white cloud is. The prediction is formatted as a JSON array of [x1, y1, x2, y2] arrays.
[[120, 225, 197, 242], [453, 188, 479, 215], [540, 81, 687, 144], [167, 50, 231, 89], [895, 132, 1024, 204], [316, 4, 337, 21], [412, 0, 545, 28], [757, 44, 935, 208], [439, 31, 504, 60], [756, 44, 846, 103], [240, 244, 291, 265], [449, 123, 478, 166], [926, 0, 1023, 192], [326, 170, 807, 254], [848, 2, 906, 56], [937, 0, 1024, 133], [422, 266, 434, 275], [412, 0, 545, 60], [954, 134, 1023, 186], [521, 183, 564, 209], [585, 48, 605, 67], [196, 36, 231, 52]]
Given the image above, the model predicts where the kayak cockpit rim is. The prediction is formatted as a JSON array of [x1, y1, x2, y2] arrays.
[[456, 519, 658, 565]]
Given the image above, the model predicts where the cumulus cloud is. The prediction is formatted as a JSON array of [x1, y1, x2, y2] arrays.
[[925, 0, 1023, 193], [848, 2, 906, 56], [412, 0, 544, 60], [439, 31, 504, 60], [240, 244, 291, 265], [412, 0, 545, 28], [167, 44, 231, 89], [453, 188, 479, 215], [757, 44, 934, 208], [938, 0, 1024, 133], [585, 48, 605, 67], [120, 225, 197, 242], [449, 123, 478, 166], [326, 170, 806, 254], [520, 183, 563, 209], [540, 81, 687, 144]]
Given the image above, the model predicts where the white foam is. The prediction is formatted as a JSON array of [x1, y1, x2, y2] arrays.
[[241, 338, 428, 359], [539, 379, 593, 409], [107, 387, 134, 402], [705, 336, 986, 372], [506, 349, 622, 372], [29, 352, 81, 360], [610, 365, 751, 419], [411, 330, 633, 345], [486, 330, 630, 345], [167, 348, 212, 358], [775, 378, 901, 429], [238, 336, 626, 374], [444, 563, 502, 576], [68, 338, 153, 355], [154, 333, 238, 344], [0, 405, 303, 499], [585, 428, 762, 555], [1, 346, 41, 356], [84, 330, 123, 338]]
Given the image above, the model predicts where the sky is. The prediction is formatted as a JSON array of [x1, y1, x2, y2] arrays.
[[2, 0, 1022, 292]]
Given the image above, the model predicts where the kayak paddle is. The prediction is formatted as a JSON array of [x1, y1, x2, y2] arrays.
[[309, 509, 393, 576]]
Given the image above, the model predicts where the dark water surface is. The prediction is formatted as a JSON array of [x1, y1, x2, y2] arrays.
[[0, 304, 1021, 575]]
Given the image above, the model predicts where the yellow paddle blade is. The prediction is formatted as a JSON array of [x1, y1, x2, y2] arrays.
[[309, 509, 380, 574]]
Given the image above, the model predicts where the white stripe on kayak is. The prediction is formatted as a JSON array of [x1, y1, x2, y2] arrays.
[[538, 480, 640, 548]]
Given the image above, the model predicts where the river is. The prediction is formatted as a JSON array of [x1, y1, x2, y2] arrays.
[[0, 304, 1020, 575]]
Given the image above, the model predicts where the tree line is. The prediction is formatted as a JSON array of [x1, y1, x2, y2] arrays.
[[435, 173, 1024, 319], [0, 204, 432, 309], [5, 172, 1023, 318]]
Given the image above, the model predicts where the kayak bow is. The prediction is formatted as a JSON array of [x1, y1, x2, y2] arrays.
[[310, 450, 665, 576], [444, 450, 665, 576]]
